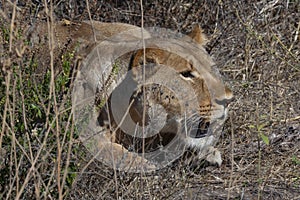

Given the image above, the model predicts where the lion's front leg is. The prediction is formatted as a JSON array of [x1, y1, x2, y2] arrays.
[[198, 146, 222, 166], [97, 133, 157, 172]]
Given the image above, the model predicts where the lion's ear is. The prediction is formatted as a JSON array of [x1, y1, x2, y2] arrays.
[[187, 25, 208, 45]]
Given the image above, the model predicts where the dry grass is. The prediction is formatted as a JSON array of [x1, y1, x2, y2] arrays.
[[0, 0, 299, 199]]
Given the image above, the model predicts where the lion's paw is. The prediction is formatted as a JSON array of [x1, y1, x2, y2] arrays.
[[98, 141, 157, 172], [199, 146, 222, 167]]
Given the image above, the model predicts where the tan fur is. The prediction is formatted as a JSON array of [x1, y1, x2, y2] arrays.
[[32, 21, 233, 171]]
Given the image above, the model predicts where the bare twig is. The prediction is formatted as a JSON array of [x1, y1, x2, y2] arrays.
[[227, 112, 235, 200], [8, 0, 17, 52]]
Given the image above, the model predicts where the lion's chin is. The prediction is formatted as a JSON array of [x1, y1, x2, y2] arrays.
[[184, 136, 222, 166], [183, 135, 216, 150]]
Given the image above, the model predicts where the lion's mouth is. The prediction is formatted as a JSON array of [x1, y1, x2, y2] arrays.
[[188, 119, 210, 138]]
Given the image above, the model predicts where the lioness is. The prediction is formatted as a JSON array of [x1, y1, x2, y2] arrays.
[[29, 20, 233, 172]]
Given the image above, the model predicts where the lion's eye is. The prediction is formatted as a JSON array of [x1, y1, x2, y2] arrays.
[[180, 71, 195, 78]]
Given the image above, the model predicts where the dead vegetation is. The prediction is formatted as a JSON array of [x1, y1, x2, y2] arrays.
[[0, 0, 299, 199]]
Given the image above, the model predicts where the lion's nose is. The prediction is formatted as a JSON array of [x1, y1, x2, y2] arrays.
[[215, 97, 234, 108], [214, 86, 234, 107]]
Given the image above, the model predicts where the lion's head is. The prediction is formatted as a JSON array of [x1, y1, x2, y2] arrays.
[[127, 25, 233, 151]]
